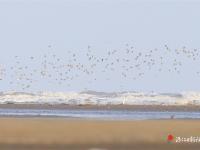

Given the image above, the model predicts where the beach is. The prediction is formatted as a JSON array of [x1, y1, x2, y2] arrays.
[[0, 0, 200, 149], [0, 104, 199, 149], [0, 117, 199, 149]]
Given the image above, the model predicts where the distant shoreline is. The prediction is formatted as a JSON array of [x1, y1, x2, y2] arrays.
[[0, 104, 200, 112]]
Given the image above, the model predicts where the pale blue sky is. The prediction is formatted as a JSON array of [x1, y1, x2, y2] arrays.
[[0, 0, 200, 92]]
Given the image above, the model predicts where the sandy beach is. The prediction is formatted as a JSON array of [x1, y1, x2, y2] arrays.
[[0, 118, 199, 150], [1, 0, 200, 149]]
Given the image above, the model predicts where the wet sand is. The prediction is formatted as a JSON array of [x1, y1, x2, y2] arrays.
[[0, 104, 200, 111], [0, 118, 199, 150]]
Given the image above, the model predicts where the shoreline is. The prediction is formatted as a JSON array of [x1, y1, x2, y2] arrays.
[[0, 104, 199, 112]]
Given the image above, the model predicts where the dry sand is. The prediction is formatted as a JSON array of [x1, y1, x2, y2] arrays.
[[0, 118, 199, 149]]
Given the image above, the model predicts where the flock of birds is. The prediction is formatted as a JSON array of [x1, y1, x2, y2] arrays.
[[0, 44, 200, 91]]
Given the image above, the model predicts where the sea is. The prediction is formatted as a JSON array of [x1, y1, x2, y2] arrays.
[[0, 90, 200, 120]]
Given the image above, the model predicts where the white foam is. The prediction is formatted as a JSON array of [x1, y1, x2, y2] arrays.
[[0, 91, 200, 105]]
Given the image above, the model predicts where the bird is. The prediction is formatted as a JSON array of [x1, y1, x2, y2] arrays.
[[1, 44, 200, 91]]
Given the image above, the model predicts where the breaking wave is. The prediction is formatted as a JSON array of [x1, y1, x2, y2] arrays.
[[0, 91, 200, 105]]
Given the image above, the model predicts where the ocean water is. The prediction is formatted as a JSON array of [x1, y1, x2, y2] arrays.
[[0, 91, 200, 120], [0, 108, 200, 120], [0, 90, 200, 105]]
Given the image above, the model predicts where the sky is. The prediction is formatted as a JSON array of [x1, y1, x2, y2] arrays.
[[0, 0, 200, 93]]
